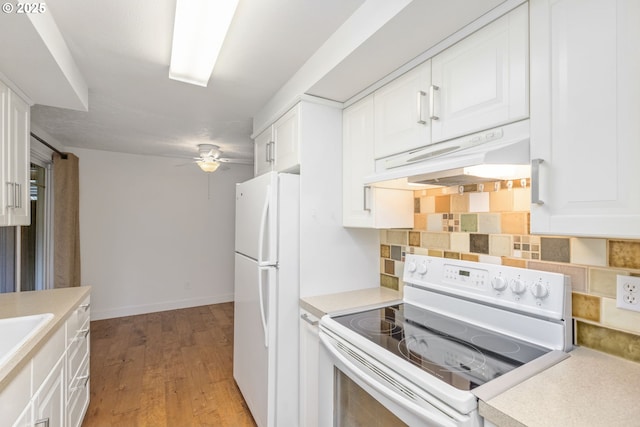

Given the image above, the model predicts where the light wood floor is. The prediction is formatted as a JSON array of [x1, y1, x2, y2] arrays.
[[82, 303, 257, 427]]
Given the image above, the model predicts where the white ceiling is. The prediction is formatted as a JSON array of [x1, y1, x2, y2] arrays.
[[24, 0, 510, 162], [29, 0, 364, 161]]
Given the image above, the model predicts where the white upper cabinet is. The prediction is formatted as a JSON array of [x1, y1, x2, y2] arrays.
[[273, 104, 300, 173], [431, 3, 528, 143], [374, 61, 431, 159], [343, 95, 414, 229], [254, 126, 274, 177], [0, 78, 30, 227], [372, 4, 529, 161], [253, 104, 300, 177], [529, 0, 640, 238]]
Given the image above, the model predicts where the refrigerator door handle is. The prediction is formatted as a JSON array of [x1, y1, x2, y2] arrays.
[[258, 266, 269, 348], [257, 184, 272, 268]]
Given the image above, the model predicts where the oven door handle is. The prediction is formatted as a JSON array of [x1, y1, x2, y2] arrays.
[[319, 333, 465, 427]]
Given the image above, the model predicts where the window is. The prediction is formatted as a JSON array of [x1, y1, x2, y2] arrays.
[[0, 155, 53, 293]]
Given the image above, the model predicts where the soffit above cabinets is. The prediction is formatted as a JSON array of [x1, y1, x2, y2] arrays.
[[306, 0, 509, 103], [0, 11, 88, 111]]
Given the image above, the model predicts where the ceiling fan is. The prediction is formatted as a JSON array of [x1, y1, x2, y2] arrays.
[[191, 144, 252, 172]]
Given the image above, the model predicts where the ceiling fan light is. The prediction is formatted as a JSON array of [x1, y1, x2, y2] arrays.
[[169, 0, 240, 87], [197, 160, 220, 173]]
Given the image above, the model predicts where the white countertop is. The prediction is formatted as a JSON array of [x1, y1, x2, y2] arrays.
[[0, 286, 91, 390], [300, 287, 402, 318], [480, 346, 640, 427]]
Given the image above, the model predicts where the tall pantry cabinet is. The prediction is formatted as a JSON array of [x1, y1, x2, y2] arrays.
[[0, 78, 30, 226], [529, 0, 640, 238]]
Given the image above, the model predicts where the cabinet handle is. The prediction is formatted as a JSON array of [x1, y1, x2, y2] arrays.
[[531, 158, 545, 205], [14, 183, 21, 209], [35, 418, 50, 427], [77, 327, 90, 339], [363, 185, 371, 212], [429, 85, 440, 121], [79, 303, 91, 311], [416, 90, 427, 124], [71, 374, 90, 391], [300, 313, 319, 326], [267, 141, 275, 163], [6, 182, 15, 208], [265, 141, 271, 162]]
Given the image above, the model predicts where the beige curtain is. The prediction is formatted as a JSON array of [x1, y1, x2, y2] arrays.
[[53, 153, 81, 288]]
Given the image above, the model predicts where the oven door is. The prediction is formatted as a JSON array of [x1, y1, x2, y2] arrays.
[[318, 331, 481, 427]]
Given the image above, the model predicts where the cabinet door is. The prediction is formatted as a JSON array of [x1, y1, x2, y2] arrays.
[[254, 126, 274, 177], [530, 0, 640, 237], [343, 96, 414, 229], [343, 96, 375, 227], [34, 356, 65, 427], [0, 80, 9, 226], [8, 90, 30, 226], [431, 4, 528, 143], [273, 104, 300, 172], [374, 61, 431, 159]]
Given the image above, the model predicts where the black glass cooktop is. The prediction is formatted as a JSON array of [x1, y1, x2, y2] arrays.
[[332, 304, 550, 391]]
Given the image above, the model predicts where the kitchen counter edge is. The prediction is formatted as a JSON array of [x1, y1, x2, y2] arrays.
[[0, 286, 92, 390], [479, 346, 640, 427], [300, 287, 402, 319]]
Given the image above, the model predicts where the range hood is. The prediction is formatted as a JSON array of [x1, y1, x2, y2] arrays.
[[365, 120, 530, 187]]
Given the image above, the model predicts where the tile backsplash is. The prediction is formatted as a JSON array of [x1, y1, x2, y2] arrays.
[[379, 182, 640, 363]]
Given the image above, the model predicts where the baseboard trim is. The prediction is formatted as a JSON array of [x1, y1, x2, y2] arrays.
[[91, 294, 234, 320]]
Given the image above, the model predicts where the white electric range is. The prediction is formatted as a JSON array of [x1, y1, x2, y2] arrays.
[[318, 255, 572, 427]]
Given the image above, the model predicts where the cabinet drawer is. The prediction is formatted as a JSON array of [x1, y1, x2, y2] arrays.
[[67, 318, 90, 383], [66, 297, 90, 349], [67, 357, 90, 427]]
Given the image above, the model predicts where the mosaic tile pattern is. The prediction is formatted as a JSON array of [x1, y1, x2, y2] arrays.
[[513, 235, 541, 260], [378, 182, 640, 363]]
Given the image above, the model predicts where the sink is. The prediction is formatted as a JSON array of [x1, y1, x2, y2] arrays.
[[0, 313, 54, 368]]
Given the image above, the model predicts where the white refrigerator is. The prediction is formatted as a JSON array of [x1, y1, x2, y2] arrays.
[[233, 171, 300, 427]]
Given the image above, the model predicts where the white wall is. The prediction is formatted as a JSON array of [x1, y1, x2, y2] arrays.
[[298, 100, 380, 298], [70, 147, 253, 320]]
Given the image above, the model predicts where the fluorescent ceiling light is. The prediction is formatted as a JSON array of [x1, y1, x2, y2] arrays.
[[169, 0, 239, 87]]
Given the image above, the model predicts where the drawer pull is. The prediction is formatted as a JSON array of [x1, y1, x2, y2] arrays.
[[76, 327, 90, 340], [71, 374, 90, 391], [79, 303, 90, 312], [300, 313, 319, 326]]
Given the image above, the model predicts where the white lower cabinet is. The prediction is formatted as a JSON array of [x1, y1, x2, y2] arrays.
[[1, 295, 91, 427], [343, 95, 414, 229], [299, 309, 320, 427], [34, 356, 65, 427]]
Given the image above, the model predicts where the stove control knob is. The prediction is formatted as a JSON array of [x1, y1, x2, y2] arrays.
[[491, 277, 508, 292], [417, 263, 428, 275], [407, 261, 417, 273], [510, 279, 527, 294], [531, 282, 549, 299]]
